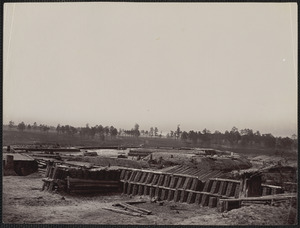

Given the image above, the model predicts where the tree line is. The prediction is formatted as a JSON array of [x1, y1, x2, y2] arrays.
[[175, 126, 297, 150], [6, 121, 297, 150], [8, 121, 118, 141]]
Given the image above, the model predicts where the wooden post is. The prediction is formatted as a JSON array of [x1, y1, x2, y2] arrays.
[[149, 186, 155, 197], [4, 155, 17, 176], [203, 179, 213, 192], [120, 169, 126, 180], [5, 155, 14, 170], [123, 182, 128, 194], [174, 189, 181, 202], [195, 193, 202, 204], [138, 185, 144, 195], [200, 193, 209, 207], [161, 188, 167, 200], [208, 197, 217, 207], [180, 190, 188, 203], [187, 192, 196, 204], [218, 181, 227, 196], [225, 182, 234, 197]]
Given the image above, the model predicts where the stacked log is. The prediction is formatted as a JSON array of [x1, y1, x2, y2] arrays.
[[261, 184, 284, 196], [41, 162, 122, 194], [120, 169, 242, 208], [67, 177, 120, 193], [218, 193, 297, 212], [37, 159, 48, 176]]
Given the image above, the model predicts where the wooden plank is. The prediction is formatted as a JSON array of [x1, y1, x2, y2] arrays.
[[234, 183, 240, 198], [262, 187, 268, 196], [139, 172, 148, 183], [200, 193, 209, 207], [102, 207, 142, 217], [241, 194, 296, 201], [195, 193, 202, 204], [157, 174, 165, 186], [163, 175, 171, 187], [209, 178, 240, 183], [127, 183, 133, 195], [44, 163, 51, 177], [132, 184, 138, 196], [180, 190, 188, 203], [187, 192, 196, 204], [69, 184, 120, 190], [175, 177, 185, 189], [145, 173, 154, 184], [151, 174, 159, 186], [154, 187, 161, 198], [220, 181, 228, 196], [113, 203, 149, 215], [125, 200, 147, 205], [68, 178, 120, 184], [210, 180, 221, 194], [128, 171, 138, 182], [120, 169, 126, 180], [174, 190, 181, 202], [48, 166, 59, 192], [138, 184, 144, 195], [169, 176, 177, 188], [161, 189, 168, 200], [203, 179, 213, 192], [134, 171, 143, 183], [122, 182, 128, 194], [190, 178, 199, 191], [208, 197, 217, 208], [167, 189, 175, 201], [182, 177, 193, 190], [225, 182, 234, 197], [144, 186, 150, 196], [124, 170, 132, 181], [261, 184, 283, 189], [115, 202, 152, 215], [149, 187, 155, 197]]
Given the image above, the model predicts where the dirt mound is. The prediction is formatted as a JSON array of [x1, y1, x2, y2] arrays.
[[66, 156, 149, 169], [144, 152, 252, 171], [179, 204, 296, 225]]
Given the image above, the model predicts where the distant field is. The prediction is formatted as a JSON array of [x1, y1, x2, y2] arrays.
[[2, 129, 297, 159]]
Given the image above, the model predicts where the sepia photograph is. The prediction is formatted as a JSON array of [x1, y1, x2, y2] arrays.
[[2, 2, 298, 225]]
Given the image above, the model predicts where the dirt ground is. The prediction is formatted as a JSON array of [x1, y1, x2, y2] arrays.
[[2, 173, 296, 225]]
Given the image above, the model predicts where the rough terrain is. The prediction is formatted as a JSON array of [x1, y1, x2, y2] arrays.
[[3, 173, 296, 225]]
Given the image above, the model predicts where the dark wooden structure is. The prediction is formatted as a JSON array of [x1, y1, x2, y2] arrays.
[[3, 153, 38, 176]]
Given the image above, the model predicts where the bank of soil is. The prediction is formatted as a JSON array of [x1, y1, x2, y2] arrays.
[[2, 173, 295, 225]]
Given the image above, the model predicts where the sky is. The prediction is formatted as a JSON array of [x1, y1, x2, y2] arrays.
[[3, 2, 298, 137]]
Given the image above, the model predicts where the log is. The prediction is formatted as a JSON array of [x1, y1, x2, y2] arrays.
[[68, 179, 120, 184], [187, 192, 196, 204], [125, 200, 147, 205], [42, 178, 54, 182], [114, 202, 152, 215], [208, 197, 217, 208], [70, 189, 115, 193], [69, 184, 120, 189], [195, 193, 202, 204], [102, 207, 142, 217], [167, 189, 175, 201]]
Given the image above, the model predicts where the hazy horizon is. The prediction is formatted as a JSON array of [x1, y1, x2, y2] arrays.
[[3, 3, 297, 138]]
